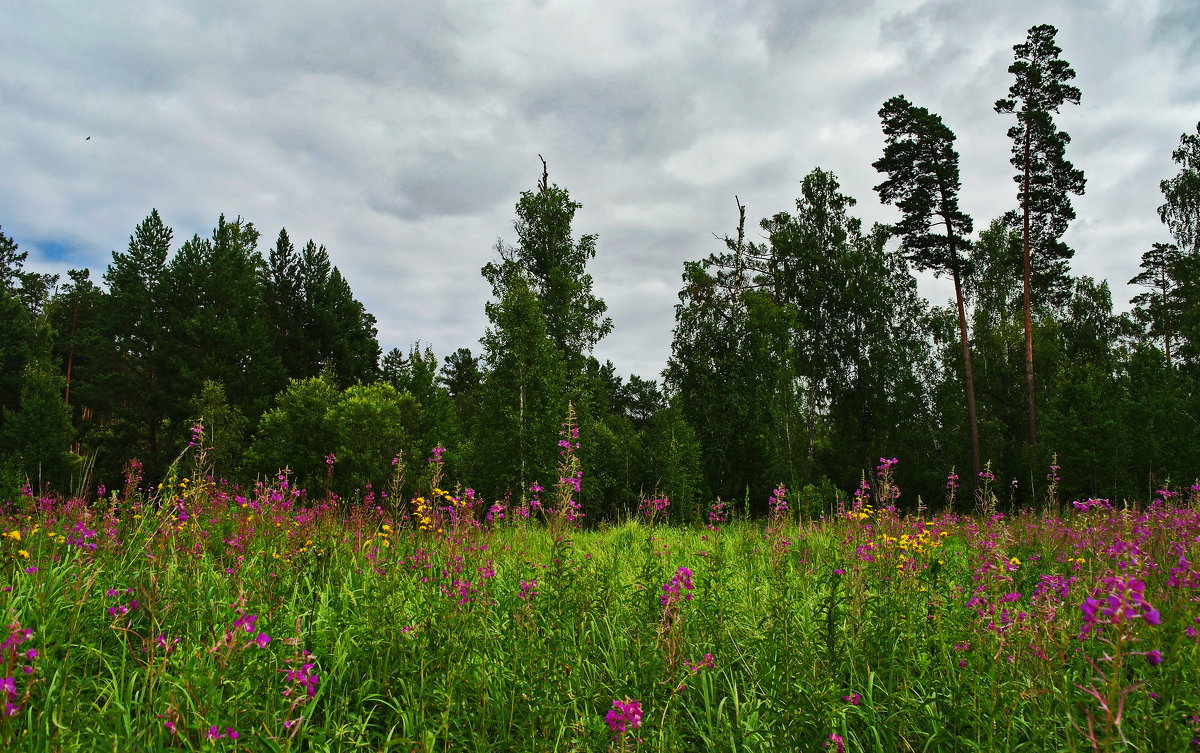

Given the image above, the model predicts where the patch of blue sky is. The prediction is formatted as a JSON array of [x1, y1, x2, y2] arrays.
[[33, 238, 81, 264]]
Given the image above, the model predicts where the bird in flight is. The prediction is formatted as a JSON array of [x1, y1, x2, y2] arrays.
[[85, 136, 91, 140]]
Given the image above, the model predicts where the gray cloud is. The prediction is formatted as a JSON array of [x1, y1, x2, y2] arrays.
[[2, 0, 1196, 382]]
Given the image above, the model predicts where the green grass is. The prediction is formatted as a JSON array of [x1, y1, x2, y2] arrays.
[[0, 482, 1198, 751]]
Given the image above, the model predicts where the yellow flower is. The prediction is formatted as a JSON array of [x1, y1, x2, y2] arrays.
[[1009, 556, 1021, 566], [17, 550, 30, 558], [2, 530, 20, 541]]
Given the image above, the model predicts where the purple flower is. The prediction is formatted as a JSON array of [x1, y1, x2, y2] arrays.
[[1146, 649, 1164, 666], [661, 567, 695, 607], [232, 612, 257, 633], [605, 698, 642, 735], [1079, 577, 1162, 638], [255, 633, 271, 648]]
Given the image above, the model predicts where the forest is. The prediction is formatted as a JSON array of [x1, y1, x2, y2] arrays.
[[1, 25, 1199, 518]]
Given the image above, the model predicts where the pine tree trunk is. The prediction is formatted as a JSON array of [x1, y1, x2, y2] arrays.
[[951, 268, 983, 490], [1021, 127, 1038, 449], [938, 194, 982, 492]]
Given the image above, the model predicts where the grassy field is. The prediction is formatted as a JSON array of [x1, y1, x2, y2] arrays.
[[1, 464, 1198, 751]]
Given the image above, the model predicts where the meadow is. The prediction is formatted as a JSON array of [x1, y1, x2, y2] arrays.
[[1, 444, 1198, 752]]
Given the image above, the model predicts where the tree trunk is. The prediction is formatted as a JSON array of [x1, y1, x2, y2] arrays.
[[951, 268, 983, 489], [1021, 127, 1038, 448], [938, 192, 982, 492]]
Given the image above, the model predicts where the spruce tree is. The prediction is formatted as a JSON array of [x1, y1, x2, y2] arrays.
[[102, 210, 174, 465]]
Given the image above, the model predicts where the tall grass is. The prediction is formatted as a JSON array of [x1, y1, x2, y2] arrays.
[[0, 465, 1198, 751]]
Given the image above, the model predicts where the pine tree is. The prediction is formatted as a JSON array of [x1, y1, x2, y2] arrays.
[[873, 94, 982, 485], [1158, 122, 1200, 369], [995, 23, 1086, 448], [162, 215, 284, 424], [0, 226, 33, 421], [263, 228, 306, 379], [1129, 242, 1184, 365]]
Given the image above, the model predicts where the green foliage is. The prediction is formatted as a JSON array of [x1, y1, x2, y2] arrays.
[[327, 383, 419, 494], [1159, 121, 1200, 254], [478, 273, 566, 500], [0, 288, 34, 425], [0, 358, 75, 491], [384, 343, 464, 481], [639, 404, 704, 520], [189, 380, 249, 481], [249, 376, 341, 488]]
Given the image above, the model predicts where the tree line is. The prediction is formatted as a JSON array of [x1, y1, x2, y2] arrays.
[[2, 25, 1198, 517]]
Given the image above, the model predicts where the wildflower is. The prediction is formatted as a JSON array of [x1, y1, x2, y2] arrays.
[[285, 663, 319, 698], [605, 698, 642, 735], [685, 654, 715, 672], [661, 566, 694, 607], [1079, 577, 1161, 638], [825, 733, 846, 753], [768, 484, 788, 519], [232, 612, 258, 634], [842, 692, 861, 705], [256, 633, 272, 648], [1145, 649, 1163, 666]]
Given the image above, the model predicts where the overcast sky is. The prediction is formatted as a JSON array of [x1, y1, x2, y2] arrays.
[[2, 0, 1197, 380]]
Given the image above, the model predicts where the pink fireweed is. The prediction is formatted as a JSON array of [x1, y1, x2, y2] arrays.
[[605, 698, 642, 736], [661, 566, 694, 607], [706, 498, 728, 531], [685, 653, 715, 673], [639, 496, 671, 522], [1080, 576, 1165, 665]]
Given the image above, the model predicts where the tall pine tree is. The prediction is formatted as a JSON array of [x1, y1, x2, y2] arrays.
[[873, 94, 981, 486], [995, 24, 1085, 448]]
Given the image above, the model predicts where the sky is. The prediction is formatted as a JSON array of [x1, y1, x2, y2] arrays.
[[2, 0, 1197, 381]]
